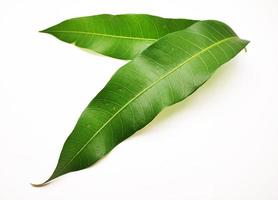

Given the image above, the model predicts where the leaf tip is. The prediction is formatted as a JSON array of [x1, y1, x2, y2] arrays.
[[31, 181, 50, 187], [31, 176, 54, 187], [39, 29, 48, 33], [243, 39, 250, 52]]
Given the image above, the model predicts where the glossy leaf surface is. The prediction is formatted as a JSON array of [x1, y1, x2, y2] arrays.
[[41, 14, 197, 59], [35, 20, 249, 186]]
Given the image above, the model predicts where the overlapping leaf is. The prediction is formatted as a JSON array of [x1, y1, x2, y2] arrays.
[[34, 19, 249, 186], [41, 14, 197, 59]]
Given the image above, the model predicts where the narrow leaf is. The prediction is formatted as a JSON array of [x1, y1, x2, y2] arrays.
[[35, 20, 249, 186], [41, 14, 197, 60]]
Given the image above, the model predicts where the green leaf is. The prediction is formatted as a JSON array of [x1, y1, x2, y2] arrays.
[[34, 20, 249, 186], [41, 14, 197, 60]]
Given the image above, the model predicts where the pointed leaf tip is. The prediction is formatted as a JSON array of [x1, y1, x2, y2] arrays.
[[39, 29, 48, 33], [31, 181, 50, 187], [31, 176, 55, 187]]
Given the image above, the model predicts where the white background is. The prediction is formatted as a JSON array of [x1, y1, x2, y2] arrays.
[[0, 0, 277, 199]]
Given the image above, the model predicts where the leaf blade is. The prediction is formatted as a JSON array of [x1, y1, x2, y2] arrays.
[[41, 14, 198, 59]]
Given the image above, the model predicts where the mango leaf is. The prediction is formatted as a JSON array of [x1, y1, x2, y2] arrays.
[[34, 20, 249, 186], [41, 14, 197, 60]]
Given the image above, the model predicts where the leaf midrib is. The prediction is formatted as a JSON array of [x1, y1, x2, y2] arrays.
[[44, 30, 158, 41], [60, 35, 238, 173]]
